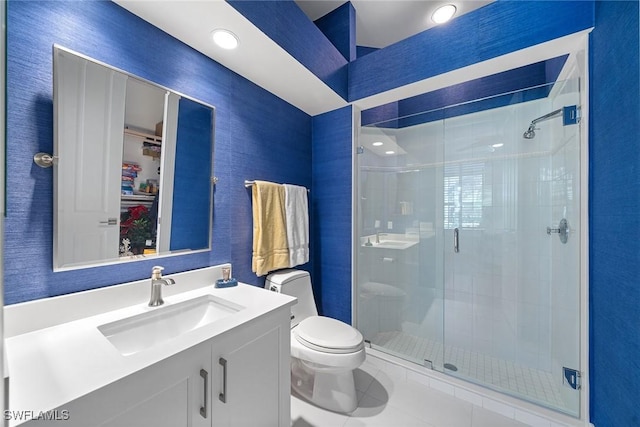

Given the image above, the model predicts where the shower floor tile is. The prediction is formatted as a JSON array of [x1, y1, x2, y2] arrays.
[[371, 331, 566, 411]]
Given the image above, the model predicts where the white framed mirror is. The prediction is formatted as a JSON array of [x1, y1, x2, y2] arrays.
[[53, 45, 215, 271]]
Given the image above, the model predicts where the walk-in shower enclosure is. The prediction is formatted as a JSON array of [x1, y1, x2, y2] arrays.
[[354, 53, 585, 417]]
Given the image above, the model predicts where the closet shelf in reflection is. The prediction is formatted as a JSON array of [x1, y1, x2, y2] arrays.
[[124, 126, 162, 145], [121, 194, 154, 211]]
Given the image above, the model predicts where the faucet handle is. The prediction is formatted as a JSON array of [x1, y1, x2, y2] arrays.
[[151, 266, 164, 280]]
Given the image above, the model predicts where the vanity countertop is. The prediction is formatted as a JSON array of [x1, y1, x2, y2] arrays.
[[5, 267, 295, 426], [360, 232, 421, 250]]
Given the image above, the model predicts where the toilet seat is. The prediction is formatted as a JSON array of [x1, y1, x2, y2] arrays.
[[294, 316, 364, 354]]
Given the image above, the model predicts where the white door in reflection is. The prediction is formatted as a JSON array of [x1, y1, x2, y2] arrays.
[[55, 50, 126, 267]]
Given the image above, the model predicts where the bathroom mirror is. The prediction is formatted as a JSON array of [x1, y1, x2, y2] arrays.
[[53, 45, 215, 271]]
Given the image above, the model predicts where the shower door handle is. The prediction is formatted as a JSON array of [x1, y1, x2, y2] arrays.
[[547, 218, 569, 244], [453, 228, 459, 253]]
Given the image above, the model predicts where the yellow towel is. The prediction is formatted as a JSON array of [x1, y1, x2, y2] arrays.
[[252, 181, 290, 276]]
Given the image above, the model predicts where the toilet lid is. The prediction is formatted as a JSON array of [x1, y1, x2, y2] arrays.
[[295, 316, 364, 354]]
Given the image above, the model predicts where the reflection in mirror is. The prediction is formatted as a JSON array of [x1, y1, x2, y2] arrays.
[[53, 45, 214, 271]]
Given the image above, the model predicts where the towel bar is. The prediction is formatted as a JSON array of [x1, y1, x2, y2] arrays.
[[244, 180, 309, 192]]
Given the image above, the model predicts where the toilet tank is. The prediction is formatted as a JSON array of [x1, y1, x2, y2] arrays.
[[266, 269, 318, 327]]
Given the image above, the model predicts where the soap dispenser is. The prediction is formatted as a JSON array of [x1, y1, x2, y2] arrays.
[[216, 266, 238, 288]]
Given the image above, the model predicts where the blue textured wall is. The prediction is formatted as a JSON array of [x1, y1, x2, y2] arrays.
[[228, 0, 348, 100], [5, 0, 311, 304], [349, 1, 594, 101], [362, 55, 568, 127], [589, 1, 640, 426], [313, 2, 356, 62], [170, 98, 213, 251], [228, 71, 312, 285], [311, 106, 352, 323], [356, 46, 378, 59]]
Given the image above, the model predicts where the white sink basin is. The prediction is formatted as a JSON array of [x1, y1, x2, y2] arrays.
[[98, 295, 244, 356]]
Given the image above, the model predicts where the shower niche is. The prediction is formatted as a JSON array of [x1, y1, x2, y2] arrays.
[[355, 56, 583, 417]]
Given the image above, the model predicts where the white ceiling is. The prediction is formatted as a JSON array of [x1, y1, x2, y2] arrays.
[[125, 78, 165, 131], [115, 1, 582, 118], [115, 0, 347, 116], [114, 1, 493, 116], [295, 0, 493, 48]]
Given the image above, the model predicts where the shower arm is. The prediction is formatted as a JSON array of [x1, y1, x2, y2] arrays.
[[529, 108, 563, 126]]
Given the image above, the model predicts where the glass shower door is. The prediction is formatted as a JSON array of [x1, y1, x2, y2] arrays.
[[356, 77, 583, 417], [356, 120, 445, 369], [441, 82, 582, 416]]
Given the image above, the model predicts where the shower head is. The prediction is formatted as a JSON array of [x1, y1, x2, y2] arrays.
[[523, 124, 536, 139], [523, 108, 566, 140]]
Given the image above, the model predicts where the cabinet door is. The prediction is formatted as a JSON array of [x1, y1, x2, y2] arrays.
[[44, 343, 211, 427], [212, 315, 290, 427]]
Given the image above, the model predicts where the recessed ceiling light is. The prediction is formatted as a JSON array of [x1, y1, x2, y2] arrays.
[[373, 141, 383, 146], [491, 143, 504, 148], [212, 29, 239, 50], [385, 150, 395, 155], [432, 4, 457, 24]]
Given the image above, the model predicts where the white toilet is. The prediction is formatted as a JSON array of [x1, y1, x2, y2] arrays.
[[266, 269, 365, 413]]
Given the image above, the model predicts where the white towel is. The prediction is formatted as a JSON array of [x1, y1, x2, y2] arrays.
[[284, 184, 309, 268]]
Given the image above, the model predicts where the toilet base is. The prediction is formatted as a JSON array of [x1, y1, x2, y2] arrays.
[[291, 358, 359, 413]]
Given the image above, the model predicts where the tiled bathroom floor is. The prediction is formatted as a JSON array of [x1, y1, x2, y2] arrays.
[[291, 356, 532, 427], [372, 331, 565, 410]]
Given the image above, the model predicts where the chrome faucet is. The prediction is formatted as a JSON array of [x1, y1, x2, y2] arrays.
[[148, 266, 175, 307], [375, 231, 387, 244]]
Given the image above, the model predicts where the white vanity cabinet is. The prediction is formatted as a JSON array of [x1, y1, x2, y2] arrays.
[[51, 341, 212, 427], [211, 311, 288, 427], [20, 304, 291, 427]]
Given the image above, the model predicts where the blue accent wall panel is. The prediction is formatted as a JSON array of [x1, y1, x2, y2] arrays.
[[228, 75, 312, 288], [312, 106, 352, 323], [228, 0, 348, 99], [314, 2, 356, 62], [361, 101, 399, 129], [356, 46, 378, 59], [170, 98, 214, 251], [589, 1, 640, 426], [349, 1, 594, 101], [362, 56, 567, 127], [5, 0, 311, 304], [397, 86, 551, 129]]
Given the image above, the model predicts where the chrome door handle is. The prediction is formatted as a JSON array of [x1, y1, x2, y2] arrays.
[[453, 228, 459, 253], [99, 218, 117, 225], [200, 369, 208, 418], [219, 357, 227, 403], [547, 218, 569, 244]]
